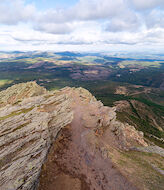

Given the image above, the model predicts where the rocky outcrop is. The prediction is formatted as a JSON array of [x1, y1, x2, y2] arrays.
[[0, 83, 148, 190], [0, 81, 47, 107], [0, 85, 73, 190], [111, 122, 147, 149]]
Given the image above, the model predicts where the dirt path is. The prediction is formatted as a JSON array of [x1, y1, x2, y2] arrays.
[[38, 97, 139, 190], [130, 88, 151, 96]]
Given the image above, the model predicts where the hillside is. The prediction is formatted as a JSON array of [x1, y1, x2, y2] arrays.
[[0, 82, 164, 190]]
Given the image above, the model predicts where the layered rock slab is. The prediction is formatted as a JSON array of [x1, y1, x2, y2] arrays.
[[0, 84, 73, 190]]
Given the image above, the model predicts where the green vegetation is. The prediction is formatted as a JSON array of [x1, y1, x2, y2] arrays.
[[115, 150, 164, 190], [0, 107, 34, 121], [133, 97, 164, 116], [0, 79, 13, 87], [119, 60, 162, 68], [12, 122, 30, 133], [129, 115, 164, 138]]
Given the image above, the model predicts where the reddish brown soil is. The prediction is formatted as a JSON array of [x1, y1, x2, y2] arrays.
[[38, 100, 139, 190], [38, 125, 90, 190]]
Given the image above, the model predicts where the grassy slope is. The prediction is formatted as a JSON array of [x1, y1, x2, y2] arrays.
[[110, 148, 164, 190], [116, 98, 164, 148]]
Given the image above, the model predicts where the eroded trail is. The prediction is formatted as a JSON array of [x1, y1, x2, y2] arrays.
[[38, 91, 138, 190]]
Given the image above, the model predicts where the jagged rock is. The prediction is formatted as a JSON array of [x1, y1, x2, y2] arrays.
[[0, 82, 149, 190], [0, 85, 73, 190], [111, 121, 148, 148], [0, 81, 47, 107]]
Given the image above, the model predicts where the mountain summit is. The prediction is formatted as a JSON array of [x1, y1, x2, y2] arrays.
[[0, 82, 163, 190]]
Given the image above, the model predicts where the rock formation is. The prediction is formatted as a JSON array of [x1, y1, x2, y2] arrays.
[[0, 82, 151, 190], [0, 82, 73, 190], [0, 82, 47, 107]]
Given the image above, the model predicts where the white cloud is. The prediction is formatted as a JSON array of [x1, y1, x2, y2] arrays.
[[0, 0, 164, 52], [129, 0, 164, 10], [144, 9, 164, 29], [36, 0, 127, 23], [71, 0, 126, 20], [0, 0, 35, 24], [34, 23, 73, 34], [105, 12, 142, 32]]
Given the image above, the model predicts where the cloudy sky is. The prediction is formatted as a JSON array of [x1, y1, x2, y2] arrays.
[[0, 0, 164, 52]]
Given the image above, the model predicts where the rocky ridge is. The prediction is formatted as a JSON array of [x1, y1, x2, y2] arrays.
[[0, 82, 150, 190], [0, 82, 73, 190], [0, 82, 47, 107]]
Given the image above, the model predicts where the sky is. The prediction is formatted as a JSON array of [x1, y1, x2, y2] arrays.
[[0, 0, 164, 52]]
